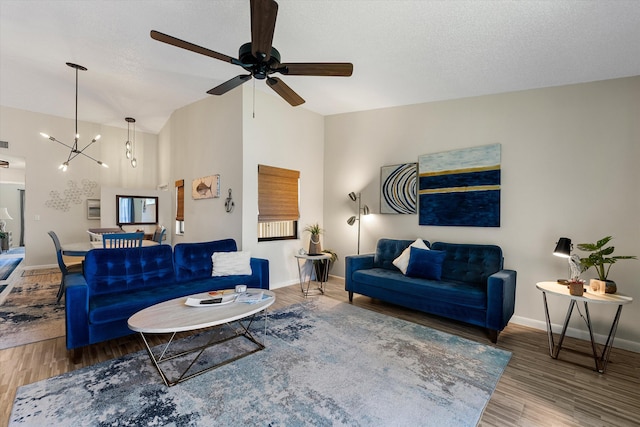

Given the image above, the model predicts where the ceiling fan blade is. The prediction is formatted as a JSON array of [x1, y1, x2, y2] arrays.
[[278, 63, 354, 76], [267, 77, 305, 106], [207, 75, 253, 95], [151, 30, 237, 64], [251, 0, 278, 61]]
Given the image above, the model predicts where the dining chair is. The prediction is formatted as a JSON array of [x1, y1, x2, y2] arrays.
[[102, 232, 144, 248], [48, 231, 84, 303], [152, 226, 166, 244]]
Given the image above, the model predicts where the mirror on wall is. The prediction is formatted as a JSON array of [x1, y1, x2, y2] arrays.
[[116, 195, 158, 226]]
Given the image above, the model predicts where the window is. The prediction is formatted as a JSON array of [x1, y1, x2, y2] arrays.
[[258, 164, 299, 241], [175, 179, 184, 234]]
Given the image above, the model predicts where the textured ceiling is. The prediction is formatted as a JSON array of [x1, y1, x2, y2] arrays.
[[1, 0, 639, 135]]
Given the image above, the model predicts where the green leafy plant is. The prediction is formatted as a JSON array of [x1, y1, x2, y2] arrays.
[[577, 236, 637, 281], [303, 223, 324, 236], [322, 248, 338, 263], [0, 231, 6, 239]]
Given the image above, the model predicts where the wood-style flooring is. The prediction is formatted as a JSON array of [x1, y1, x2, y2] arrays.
[[1, 273, 639, 426]]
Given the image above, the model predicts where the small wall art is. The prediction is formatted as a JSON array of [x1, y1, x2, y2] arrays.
[[418, 143, 501, 227], [192, 175, 220, 200], [86, 199, 101, 220], [380, 163, 417, 214]]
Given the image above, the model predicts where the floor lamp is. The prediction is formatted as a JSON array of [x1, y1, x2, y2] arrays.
[[347, 192, 370, 254]]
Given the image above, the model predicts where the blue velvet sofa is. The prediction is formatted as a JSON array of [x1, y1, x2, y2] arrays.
[[65, 238, 268, 360], [345, 238, 516, 343]]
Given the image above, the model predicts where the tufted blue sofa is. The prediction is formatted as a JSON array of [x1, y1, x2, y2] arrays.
[[345, 238, 516, 342], [65, 238, 268, 360]]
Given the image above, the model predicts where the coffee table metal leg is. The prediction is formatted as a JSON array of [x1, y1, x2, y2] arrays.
[[139, 309, 269, 387], [553, 299, 576, 359], [541, 292, 555, 358]]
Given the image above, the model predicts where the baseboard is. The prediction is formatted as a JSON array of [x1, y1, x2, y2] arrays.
[[510, 315, 640, 353]]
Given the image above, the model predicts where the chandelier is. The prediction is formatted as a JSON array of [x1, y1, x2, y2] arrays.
[[124, 117, 137, 168], [40, 62, 108, 171]]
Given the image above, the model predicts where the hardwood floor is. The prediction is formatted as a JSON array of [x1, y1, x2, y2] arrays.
[[1, 274, 639, 426]]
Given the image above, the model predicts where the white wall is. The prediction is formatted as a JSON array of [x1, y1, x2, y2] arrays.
[[0, 106, 159, 265], [324, 76, 640, 350], [157, 89, 244, 245], [241, 86, 325, 288]]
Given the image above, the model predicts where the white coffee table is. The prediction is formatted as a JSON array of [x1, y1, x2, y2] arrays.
[[128, 288, 275, 386]]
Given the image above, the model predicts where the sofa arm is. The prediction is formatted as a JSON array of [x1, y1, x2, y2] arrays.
[[345, 254, 375, 291], [65, 275, 90, 350], [486, 269, 517, 331], [250, 257, 270, 289]]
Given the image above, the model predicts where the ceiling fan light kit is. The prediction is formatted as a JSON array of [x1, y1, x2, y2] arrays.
[[150, 0, 353, 107], [40, 62, 108, 171]]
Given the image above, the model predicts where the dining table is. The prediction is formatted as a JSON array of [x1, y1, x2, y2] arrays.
[[61, 239, 158, 256]]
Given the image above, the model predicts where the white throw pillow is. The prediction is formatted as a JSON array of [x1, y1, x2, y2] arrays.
[[392, 238, 429, 275], [211, 251, 252, 277]]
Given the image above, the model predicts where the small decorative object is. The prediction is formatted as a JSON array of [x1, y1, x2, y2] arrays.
[[224, 188, 235, 213], [86, 199, 100, 220], [235, 285, 247, 293], [577, 236, 637, 294], [589, 279, 606, 295], [303, 223, 323, 255], [192, 175, 220, 200], [568, 279, 585, 296]]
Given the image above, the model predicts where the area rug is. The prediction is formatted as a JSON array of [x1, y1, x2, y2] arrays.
[[0, 257, 23, 280], [10, 298, 511, 426], [0, 280, 64, 350]]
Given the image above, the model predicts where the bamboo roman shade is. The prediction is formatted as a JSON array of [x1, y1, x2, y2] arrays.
[[175, 179, 185, 221], [258, 165, 300, 222]]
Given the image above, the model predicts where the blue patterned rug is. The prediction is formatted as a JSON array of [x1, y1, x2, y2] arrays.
[[10, 298, 511, 426]]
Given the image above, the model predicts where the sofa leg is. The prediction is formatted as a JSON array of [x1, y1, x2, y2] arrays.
[[71, 347, 82, 364], [348, 291, 353, 302], [488, 329, 499, 344]]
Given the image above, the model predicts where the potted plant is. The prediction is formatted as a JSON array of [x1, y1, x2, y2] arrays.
[[577, 236, 637, 294], [303, 223, 324, 255], [315, 249, 338, 283]]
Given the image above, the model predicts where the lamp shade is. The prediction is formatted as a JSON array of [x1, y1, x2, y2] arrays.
[[553, 237, 572, 258], [362, 205, 370, 215], [347, 216, 356, 226], [348, 192, 357, 201], [0, 208, 12, 220]]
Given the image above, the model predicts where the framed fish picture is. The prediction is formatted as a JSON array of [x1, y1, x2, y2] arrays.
[[192, 174, 220, 200]]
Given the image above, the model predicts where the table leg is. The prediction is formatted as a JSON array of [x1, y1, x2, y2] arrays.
[[582, 302, 601, 372], [541, 291, 555, 358], [553, 299, 576, 359], [598, 304, 624, 373]]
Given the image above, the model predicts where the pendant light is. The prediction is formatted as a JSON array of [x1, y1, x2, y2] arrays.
[[124, 117, 137, 168], [40, 62, 108, 171]]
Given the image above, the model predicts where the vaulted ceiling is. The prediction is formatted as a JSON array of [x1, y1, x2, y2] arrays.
[[1, 1, 639, 134]]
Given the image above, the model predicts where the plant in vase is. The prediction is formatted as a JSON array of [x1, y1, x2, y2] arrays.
[[577, 236, 637, 294], [315, 249, 338, 283], [303, 223, 324, 255]]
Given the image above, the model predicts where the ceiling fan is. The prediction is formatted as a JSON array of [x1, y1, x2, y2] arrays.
[[150, 0, 353, 107]]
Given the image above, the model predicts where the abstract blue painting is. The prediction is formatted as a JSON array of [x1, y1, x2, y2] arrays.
[[418, 144, 501, 227], [380, 163, 417, 214]]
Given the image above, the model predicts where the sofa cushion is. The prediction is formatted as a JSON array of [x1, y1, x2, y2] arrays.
[[83, 245, 176, 296], [174, 239, 238, 282], [374, 238, 430, 271], [392, 238, 430, 274], [431, 242, 503, 286], [212, 251, 252, 276], [406, 248, 446, 280], [89, 275, 256, 324], [352, 268, 486, 309]]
